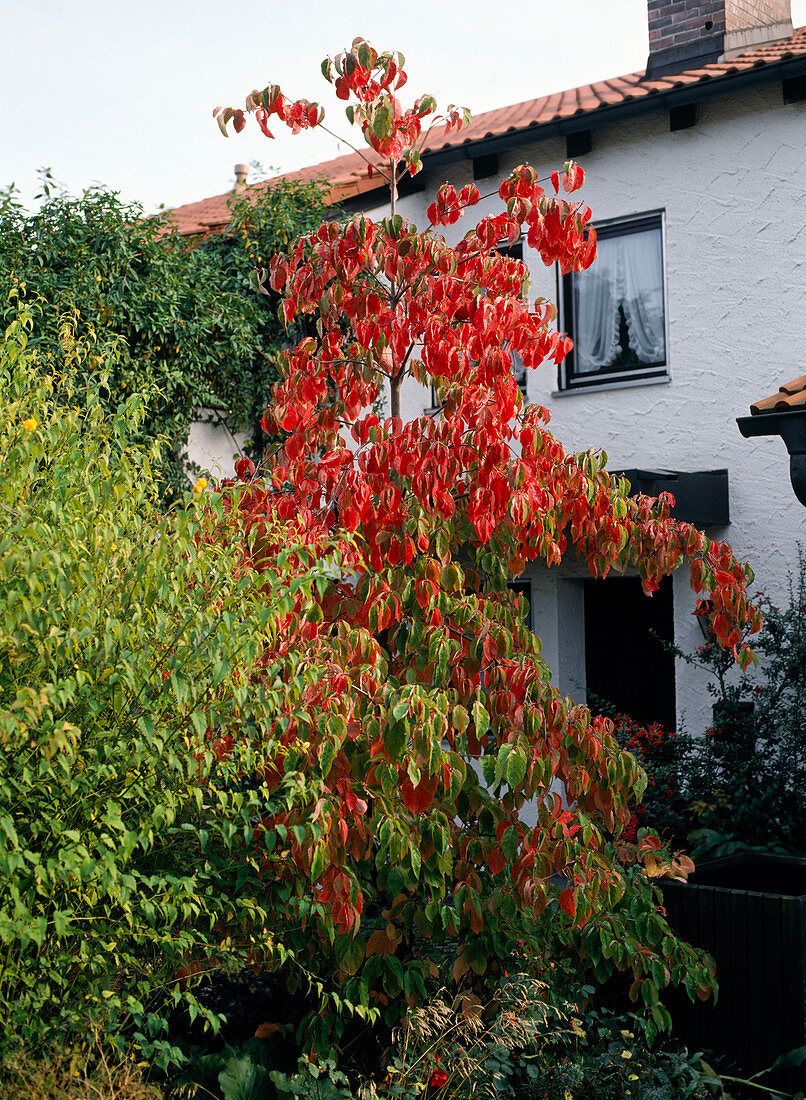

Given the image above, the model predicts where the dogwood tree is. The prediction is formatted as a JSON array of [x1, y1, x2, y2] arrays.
[[211, 39, 760, 1044]]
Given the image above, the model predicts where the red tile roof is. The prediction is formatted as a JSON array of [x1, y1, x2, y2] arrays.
[[165, 26, 806, 237], [163, 150, 380, 237]]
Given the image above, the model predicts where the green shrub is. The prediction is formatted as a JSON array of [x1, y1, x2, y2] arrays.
[[616, 559, 806, 859], [0, 300, 333, 1067], [0, 174, 329, 498]]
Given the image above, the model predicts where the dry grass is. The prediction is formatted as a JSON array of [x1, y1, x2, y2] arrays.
[[0, 1044, 163, 1100], [369, 976, 567, 1100]]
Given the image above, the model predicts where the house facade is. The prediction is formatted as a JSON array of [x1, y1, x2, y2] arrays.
[[170, 0, 806, 737]]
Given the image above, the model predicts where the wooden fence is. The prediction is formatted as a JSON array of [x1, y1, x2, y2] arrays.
[[661, 870, 806, 1093]]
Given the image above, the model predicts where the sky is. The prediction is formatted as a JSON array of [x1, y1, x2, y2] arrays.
[[3, 0, 805, 217]]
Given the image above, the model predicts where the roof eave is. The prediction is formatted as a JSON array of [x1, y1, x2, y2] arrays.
[[419, 55, 806, 170]]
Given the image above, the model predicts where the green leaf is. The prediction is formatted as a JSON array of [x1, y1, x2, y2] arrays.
[[641, 980, 659, 1008], [334, 933, 364, 976], [409, 843, 421, 879], [452, 704, 468, 734], [52, 911, 70, 938], [472, 700, 490, 739], [218, 1054, 271, 1100], [501, 827, 519, 862], [319, 738, 337, 777], [506, 749, 527, 788], [384, 719, 407, 761]]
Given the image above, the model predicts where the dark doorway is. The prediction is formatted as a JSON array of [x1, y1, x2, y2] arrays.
[[583, 574, 676, 730]]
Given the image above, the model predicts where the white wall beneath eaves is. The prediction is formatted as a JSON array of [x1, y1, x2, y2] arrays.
[[393, 82, 806, 735]]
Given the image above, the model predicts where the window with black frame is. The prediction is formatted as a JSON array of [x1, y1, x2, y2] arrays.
[[559, 213, 667, 391]]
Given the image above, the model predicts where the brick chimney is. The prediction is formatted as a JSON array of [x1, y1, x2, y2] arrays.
[[646, 0, 793, 78]]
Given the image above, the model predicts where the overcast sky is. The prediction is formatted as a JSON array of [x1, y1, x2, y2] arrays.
[[4, 0, 805, 216]]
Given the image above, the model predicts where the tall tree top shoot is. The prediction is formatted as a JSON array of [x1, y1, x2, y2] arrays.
[[212, 41, 761, 1039]]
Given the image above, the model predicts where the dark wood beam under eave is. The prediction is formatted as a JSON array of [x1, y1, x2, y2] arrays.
[[783, 73, 806, 102], [472, 153, 499, 180], [566, 130, 592, 158], [669, 102, 699, 130]]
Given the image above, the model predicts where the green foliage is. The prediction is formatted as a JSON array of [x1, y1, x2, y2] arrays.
[[618, 557, 806, 859], [562, 847, 715, 1038], [0, 172, 329, 498], [0, 302, 333, 1066], [173, 1041, 354, 1100], [217, 1051, 273, 1100], [271, 1057, 355, 1100], [513, 1009, 713, 1100]]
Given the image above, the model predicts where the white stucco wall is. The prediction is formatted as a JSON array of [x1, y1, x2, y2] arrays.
[[388, 81, 806, 735], [185, 408, 248, 480]]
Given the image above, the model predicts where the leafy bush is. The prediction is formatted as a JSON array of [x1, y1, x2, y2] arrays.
[[0, 300, 336, 1067], [617, 559, 806, 859], [0, 173, 329, 497], [169, 981, 798, 1100]]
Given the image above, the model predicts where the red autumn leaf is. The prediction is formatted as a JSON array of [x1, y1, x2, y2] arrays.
[[638, 834, 662, 853], [235, 457, 256, 480], [255, 1022, 282, 1038], [487, 848, 506, 875], [366, 929, 396, 955], [559, 887, 576, 917], [279, 407, 298, 431], [400, 771, 438, 814]]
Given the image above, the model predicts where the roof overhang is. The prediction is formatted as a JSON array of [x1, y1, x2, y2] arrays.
[[738, 408, 806, 507], [418, 55, 806, 172]]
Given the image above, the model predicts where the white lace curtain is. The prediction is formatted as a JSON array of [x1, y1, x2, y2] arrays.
[[572, 226, 666, 374]]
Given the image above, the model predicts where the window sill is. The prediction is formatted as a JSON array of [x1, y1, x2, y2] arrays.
[[552, 373, 671, 398]]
